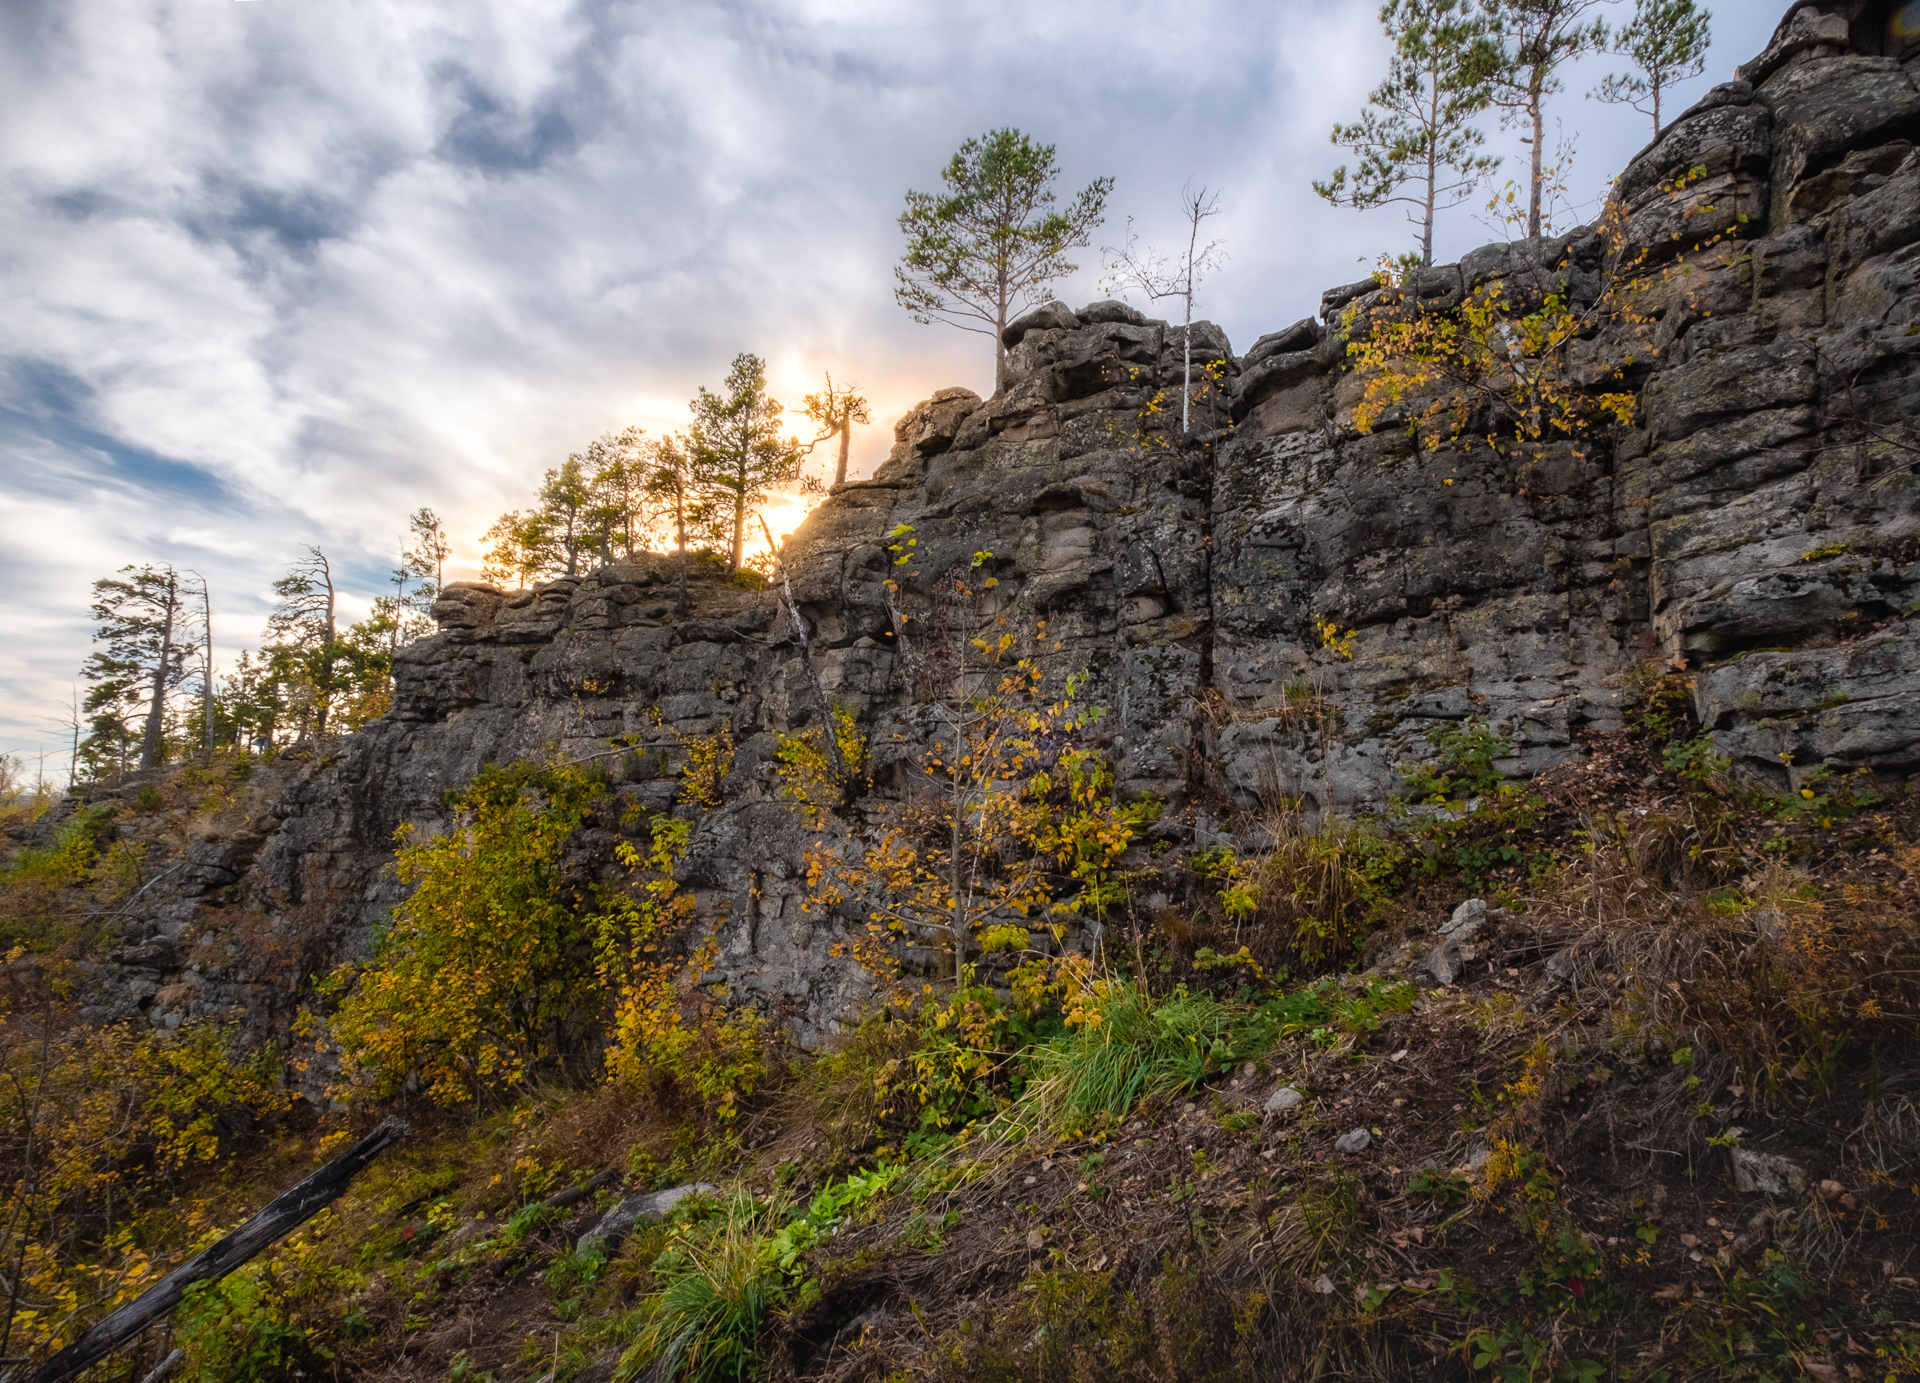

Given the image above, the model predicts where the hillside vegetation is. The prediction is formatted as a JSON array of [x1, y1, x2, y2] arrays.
[[2, 665, 1917, 1383]]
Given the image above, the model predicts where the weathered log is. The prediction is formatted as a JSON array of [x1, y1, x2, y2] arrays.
[[541, 1167, 617, 1212], [30, 1118, 408, 1383]]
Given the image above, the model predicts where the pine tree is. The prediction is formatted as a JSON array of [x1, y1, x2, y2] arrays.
[[80, 564, 203, 772], [1484, 0, 1614, 239], [1315, 0, 1503, 267], [895, 129, 1113, 384], [404, 507, 451, 607], [266, 548, 352, 738], [644, 433, 720, 613], [532, 457, 597, 577], [688, 353, 802, 572], [799, 376, 873, 488], [482, 511, 545, 590], [580, 427, 643, 562], [1592, 0, 1710, 138]]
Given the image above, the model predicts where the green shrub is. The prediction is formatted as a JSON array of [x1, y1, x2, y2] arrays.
[[618, 1199, 790, 1383], [178, 1271, 318, 1382], [1028, 983, 1238, 1127]]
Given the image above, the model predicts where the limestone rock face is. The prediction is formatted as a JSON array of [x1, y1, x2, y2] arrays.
[[78, 2, 1920, 1049]]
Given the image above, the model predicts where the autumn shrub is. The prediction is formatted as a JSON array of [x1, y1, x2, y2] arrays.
[[0, 755, 56, 829], [4, 805, 112, 890], [804, 651, 1149, 990], [0, 1010, 290, 1361], [319, 761, 609, 1105], [322, 756, 774, 1124], [1343, 192, 1655, 465], [774, 705, 867, 826], [597, 818, 768, 1125]]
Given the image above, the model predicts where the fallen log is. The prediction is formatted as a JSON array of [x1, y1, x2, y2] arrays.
[[30, 1117, 408, 1383]]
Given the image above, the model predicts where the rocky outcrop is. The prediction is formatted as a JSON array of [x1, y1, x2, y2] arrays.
[[76, 0, 1920, 1049]]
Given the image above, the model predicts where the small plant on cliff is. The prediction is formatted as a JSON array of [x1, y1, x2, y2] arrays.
[[804, 632, 1151, 989], [1101, 181, 1227, 434]]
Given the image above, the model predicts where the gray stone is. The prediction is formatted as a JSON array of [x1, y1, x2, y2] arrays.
[[1077, 299, 1147, 326], [1333, 1128, 1372, 1155], [1263, 1086, 1305, 1115], [1423, 940, 1464, 988], [1001, 300, 1081, 347], [1730, 1148, 1808, 1197], [1319, 277, 1379, 320], [577, 1182, 716, 1256], [1240, 318, 1321, 370], [1440, 898, 1488, 939]]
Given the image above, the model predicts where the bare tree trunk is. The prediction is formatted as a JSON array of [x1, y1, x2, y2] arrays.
[[674, 490, 691, 617], [833, 416, 851, 487], [1422, 144, 1438, 267], [994, 267, 1010, 394], [757, 516, 846, 781], [200, 579, 213, 765], [1181, 301, 1192, 436], [139, 572, 177, 771], [314, 555, 338, 739], [950, 767, 966, 988], [1527, 88, 1545, 239]]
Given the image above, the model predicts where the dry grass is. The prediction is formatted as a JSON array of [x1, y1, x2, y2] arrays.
[[1238, 807, 1395, 970]]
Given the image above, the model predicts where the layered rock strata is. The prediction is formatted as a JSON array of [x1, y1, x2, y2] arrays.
[[72, 0, 1920, 1046]]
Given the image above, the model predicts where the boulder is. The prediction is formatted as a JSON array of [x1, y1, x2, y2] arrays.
[[1001, 301, 1081, 347], [1439, 899, 1488, 939], [1078, 299, 1147, 326], [1422, 940, 1463, 988], [576, 1182, 715, 1256]]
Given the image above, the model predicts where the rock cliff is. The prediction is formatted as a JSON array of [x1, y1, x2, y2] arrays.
[[84, 0, 1920, 1050]]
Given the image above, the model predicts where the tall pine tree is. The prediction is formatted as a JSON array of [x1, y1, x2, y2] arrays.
[[1593, 0, 1710, 138], [689, 353, 801, 572], [81, 564, 203, 772], [1484, 0, 1614, 240], [1315, 0, 1503, 267], [895, 129, 1113, 384]]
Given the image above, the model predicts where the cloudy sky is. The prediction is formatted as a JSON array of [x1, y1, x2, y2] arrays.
[[0, 0, 1780, 773]]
